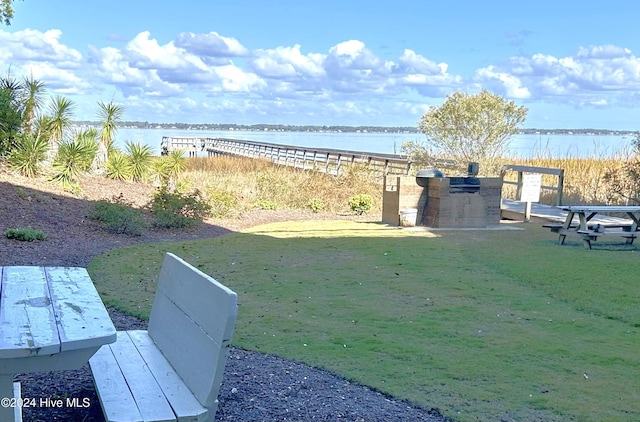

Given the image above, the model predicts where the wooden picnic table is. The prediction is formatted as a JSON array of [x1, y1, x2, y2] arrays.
[[555, 205, 640, 249], [0, 266, 116, 421]]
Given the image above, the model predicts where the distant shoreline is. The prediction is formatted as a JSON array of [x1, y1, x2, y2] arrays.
[[73, 121, 636, 137]]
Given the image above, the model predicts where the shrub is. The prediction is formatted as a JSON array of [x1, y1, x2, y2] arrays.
[[89, 195, 149, 236], [208, 189, 238, 218], [348, 194, 373, 215], [5, 227, 46, 242], [150, 188, 212, 228], [307, 198, 325, 213], [255, 199, 277, 210]]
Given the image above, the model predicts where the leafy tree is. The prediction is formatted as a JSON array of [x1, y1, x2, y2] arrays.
[[404, 89, 527, 175], [95, 101, 124, 171], [1, 0, 21, 26]]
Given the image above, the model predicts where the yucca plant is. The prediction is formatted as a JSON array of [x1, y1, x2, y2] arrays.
[[125, 141, 153, 182], [50, 134, 97, 191], [8, 132, 49, 177], [95, 101, 124, 171], [74, 128, 99, 171], [152, 150, 187, 189], [105, 150, 132, 181]]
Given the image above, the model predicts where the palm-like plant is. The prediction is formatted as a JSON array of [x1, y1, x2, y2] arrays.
[[126, 141, 153, 182], [0, 74, 23, 154], [95, 101, 124, 171], [73, 127, 99, 171], [20, 75, 46, 133], [8, 132, 49, 177], [105, 150, 132, 181], [46, 95, 75, 163], [151, 150, 187, 189], [50, 129, 98, 192]]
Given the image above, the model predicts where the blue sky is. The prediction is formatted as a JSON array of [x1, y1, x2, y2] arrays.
[[3, 0, 640, 129]]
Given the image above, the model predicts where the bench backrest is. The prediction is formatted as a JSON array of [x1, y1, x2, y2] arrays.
[[148, 253, 238, 417]]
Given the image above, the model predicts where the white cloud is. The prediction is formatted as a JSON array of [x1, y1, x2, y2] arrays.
[[475, 65, 531, 99], [0, 29, 82, 66], [212, 64, 266, 93], [487, 45, 640, 105], [250, 44, 325, 78], [174, 31, 249, 57], [13, 25, 640, 126]]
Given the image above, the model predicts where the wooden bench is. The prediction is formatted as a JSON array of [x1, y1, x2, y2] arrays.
[[543, 223, 576, 233], [89, 253, 238, 422], [576, 229, 638, 249]]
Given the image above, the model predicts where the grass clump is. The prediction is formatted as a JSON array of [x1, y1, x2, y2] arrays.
[[89, 195, 149, 236], [5, 227, 46, 241]]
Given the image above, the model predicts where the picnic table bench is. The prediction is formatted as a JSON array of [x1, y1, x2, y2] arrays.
[[547, 205, 640, 249], [89, 253, 238, 422]]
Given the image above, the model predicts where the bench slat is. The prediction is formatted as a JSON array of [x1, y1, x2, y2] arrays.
[[90, 344, 144, 422], [104, 332, 176, 422], [127, 330, 208, 422]]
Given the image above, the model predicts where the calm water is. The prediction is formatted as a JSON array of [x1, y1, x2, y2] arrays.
[[114, 128, 634, 159]]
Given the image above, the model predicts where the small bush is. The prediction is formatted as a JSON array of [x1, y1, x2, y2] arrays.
[[89, 195, 149, 236], [255, 199, 277, 210], [307, 198, 325, 213], [5, 227, 46, 242], [208, 189, 238, 218], [150, 188, 212, 228], [348, 194, 373, 215]]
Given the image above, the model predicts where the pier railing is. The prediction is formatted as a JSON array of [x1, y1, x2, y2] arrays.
[[161, 136, 413, 176]]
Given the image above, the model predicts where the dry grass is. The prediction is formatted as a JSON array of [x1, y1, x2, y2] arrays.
[[178, 150, 638, 218], [502, 146, 636, 205], [179, 156, 382, 216]]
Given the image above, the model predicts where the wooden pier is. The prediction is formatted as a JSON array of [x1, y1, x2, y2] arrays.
[[160, 136, 412, 176]]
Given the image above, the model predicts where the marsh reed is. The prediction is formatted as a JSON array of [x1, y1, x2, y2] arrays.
[[177, 147, 638, 219]]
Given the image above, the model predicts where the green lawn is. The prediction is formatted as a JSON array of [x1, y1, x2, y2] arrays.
[[88, 220, 640, 421]]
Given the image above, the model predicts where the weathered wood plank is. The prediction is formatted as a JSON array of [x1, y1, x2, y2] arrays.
[[104, 332, 176, 422], [89, 345, 144, 422], [44, 267, 116, 352], [127, 330, 208, 422], [0, 267, 59, 358]]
